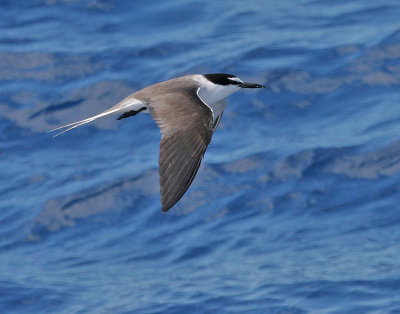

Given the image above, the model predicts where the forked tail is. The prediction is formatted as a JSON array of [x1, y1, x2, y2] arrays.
[[47, 97, 146, 137], [47, 107, 122, 137]]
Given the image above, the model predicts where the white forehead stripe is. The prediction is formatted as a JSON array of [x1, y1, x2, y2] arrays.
[[228, 77, 243, 83]]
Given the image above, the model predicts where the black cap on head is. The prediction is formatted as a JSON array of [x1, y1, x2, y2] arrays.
[[203, 73, 239, 86], [203, 73, 265, 88]]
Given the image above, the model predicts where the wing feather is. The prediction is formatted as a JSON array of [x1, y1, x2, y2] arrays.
[[148, 90, 213, 212]]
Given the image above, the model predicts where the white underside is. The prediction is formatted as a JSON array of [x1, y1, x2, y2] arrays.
[[194, 75, 239, 121], [196, 88, 225, 122], [120, 98, 149, 113]]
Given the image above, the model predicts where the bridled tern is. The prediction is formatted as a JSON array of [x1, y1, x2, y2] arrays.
[[50, 73, 265, 212]]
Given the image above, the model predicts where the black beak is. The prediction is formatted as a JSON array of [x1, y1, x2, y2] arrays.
[[239, 82, 265, 88]]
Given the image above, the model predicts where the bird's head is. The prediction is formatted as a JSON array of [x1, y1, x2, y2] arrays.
[[203, 73, 265, 89], [195, 73, 265, 105]]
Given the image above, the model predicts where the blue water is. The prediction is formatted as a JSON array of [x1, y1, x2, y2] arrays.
[[1, 0, 400, 313]]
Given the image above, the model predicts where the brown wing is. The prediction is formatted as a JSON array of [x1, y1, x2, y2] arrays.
[[148, 89, 214, 212]]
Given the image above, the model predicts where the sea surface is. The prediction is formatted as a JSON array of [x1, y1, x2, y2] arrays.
[[1, 0, 400, 313]]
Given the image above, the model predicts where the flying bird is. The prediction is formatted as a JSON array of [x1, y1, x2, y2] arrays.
[[50, 73, 265, 212]]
